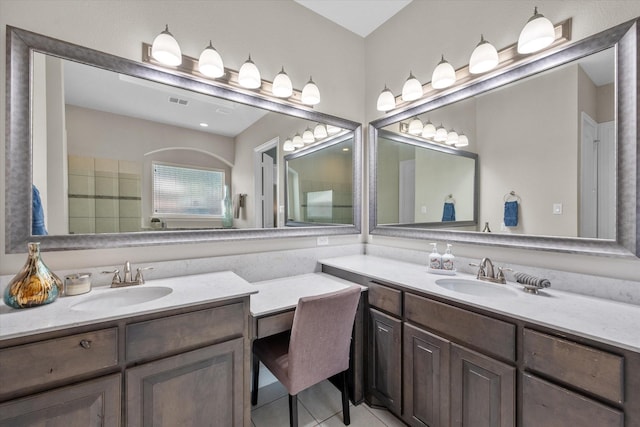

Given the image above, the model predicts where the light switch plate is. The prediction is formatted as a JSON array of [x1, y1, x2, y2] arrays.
[[553, 203, 563, 214]]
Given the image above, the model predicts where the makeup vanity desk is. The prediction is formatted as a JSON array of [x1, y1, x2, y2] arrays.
[[249, 273, 367, 403]]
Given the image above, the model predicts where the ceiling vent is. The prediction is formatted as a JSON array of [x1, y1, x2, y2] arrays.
[[168, 96, 189, 106]]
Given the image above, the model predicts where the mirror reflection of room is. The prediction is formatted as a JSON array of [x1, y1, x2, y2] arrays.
[[377, 47, 615, 239]]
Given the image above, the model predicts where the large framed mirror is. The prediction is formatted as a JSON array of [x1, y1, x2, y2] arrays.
[[5, 26, 362, 253], [369, 18, 638, 258]]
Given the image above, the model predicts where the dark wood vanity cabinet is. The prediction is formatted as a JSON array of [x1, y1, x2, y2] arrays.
[[368, 307, 402, 415]]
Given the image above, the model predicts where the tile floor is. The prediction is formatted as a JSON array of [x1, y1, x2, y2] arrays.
[[251, 380, 407, 427]]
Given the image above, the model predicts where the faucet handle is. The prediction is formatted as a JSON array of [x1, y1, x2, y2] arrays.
[[102, 269, 121, 284], [135, 267, 154, 284]]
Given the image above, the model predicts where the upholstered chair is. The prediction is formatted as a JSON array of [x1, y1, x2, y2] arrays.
[[252, 285, 361, 427]]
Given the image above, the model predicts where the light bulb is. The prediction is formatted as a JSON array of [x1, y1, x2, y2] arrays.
[[272, 67, 293, 98], [314, 123, 328, 139], [446, 130, 459, 145], [408, 117, 423, 135], [283, 139, 295, 152], [198, 41, 224, 78], [292, 134, 304, 148], [469, 35, 499, 74], [401, 71, 422, 101], [518, 7, 555, 54], [435, 124, 448, 142], [377, 85, 396, 111], [238, 55, 261, 89], [455, 134, 469, 147], [432, 55, 456, 89], [302, 128, 315, 144], [422, 121, 436, 139], [326, 125, 341, 135], [301, 77, 320, 105], [151, 25, 182, 66]]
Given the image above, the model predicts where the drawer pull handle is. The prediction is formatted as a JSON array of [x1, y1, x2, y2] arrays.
[[377, 326, 389, 333], [79, 339, 92, 349]]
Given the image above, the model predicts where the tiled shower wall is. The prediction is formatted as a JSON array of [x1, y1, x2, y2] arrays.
[[68, 155, 142, 234]]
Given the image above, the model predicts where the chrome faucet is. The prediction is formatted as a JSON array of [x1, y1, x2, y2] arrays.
[[471, 258, 507, 284], [102, 262, 153, 288]]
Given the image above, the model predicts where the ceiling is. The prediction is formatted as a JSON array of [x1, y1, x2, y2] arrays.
[[294, 0, 413, 37]]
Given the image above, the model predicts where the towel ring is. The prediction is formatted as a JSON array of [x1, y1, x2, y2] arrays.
[[444, 194, 456, 204], [504, 191, 521, 203]]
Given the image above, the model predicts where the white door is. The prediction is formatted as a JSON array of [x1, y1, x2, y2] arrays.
[[399, 159, 416, 223], [580, 113, 598, 238], [597, 121, 615, 239], [262, 153, 275, 228]]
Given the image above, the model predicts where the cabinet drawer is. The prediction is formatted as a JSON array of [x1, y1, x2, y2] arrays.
[[126, 303, 244, 362], [523, 329, 624, 403], [405, 293, 515, 362], [368, 282, 402, 317], [0, 328, 118, 398], [522, 373, 623, 427], [256, 310, 294, 338]]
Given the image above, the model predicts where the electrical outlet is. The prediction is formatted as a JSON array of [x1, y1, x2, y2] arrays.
[[317, 236, 329, 246]]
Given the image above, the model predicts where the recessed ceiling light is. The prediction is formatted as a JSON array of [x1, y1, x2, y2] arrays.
[[342, 148, 350, 152], [199, 122, 209, 127]]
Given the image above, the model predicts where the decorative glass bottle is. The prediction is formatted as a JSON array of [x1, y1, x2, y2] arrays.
[[222, 185, 233, 228], [3, 242, 62, 309]]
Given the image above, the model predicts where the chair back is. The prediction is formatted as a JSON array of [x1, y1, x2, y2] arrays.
[[287, 285, 361, 395]]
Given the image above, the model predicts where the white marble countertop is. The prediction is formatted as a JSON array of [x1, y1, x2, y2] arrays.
[[320, 255, 640, 353], [250, 273, 364, 317], [0, 271, 257, 342]]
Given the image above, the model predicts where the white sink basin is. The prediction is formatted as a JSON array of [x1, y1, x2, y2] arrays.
[[71, 286, 173, 311], [435, 278, 518, 297]]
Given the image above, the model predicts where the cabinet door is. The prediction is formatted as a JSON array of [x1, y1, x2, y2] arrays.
[[126, 338, 244, 427], [0, 374, 121, 427], [403, 323, 450, 427], [451, 344, 515, 427], [368, 308, 402, 415]]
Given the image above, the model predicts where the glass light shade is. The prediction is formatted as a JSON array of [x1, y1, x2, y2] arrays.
[[238, 55, 261, 89], [401, 72, 422, 101], [326, 124, 341, 135], [301, 77, 321, 105], [377, 85, 396, 111], [455, 134, 469, 147], [422, 121, 436, 138], [469, 36, 499, 74], [151, 25, 182, 66], [518, 7, 555, 54], [292, 134, 304, 148], [198, 41, 224, 78], [446, 130, 459, 145], [408, 117, 423, 135], [272, 67, 293, 98], [314, 123, 328, 139], [283, 139, 295, 152], [431, 55, 456, 89], [435, 124, 448, 142], [302, 128, 315, 144]]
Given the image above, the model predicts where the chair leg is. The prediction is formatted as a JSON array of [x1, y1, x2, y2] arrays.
[[289, 394, 298, 427], [341, 370, 350, 425], [251, 353, 260, 406]]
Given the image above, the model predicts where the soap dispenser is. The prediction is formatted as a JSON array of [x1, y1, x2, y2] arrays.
[[442, 244, 455, 271], [428, 243, 442, 270]]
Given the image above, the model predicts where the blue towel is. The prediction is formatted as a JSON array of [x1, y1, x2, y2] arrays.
[[32, 185, 48, 235], [504, 200, 518, 227], [442, 202, 456, 222]]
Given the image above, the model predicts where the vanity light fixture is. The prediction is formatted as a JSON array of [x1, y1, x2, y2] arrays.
[[431, 55, 456, 89], [455, 133, 469, 147], [445, 129, 459, 145], [301, 77, 321, 105], [421, 120, 436, 138], [302, 127, 315, 144], [435, 124, 448, 142], [401, 71, 422, 101], [238, 55, 262, 89], [314, 123, 328, 139], [376, 85, 396, 111], [326, 124, 341, 135], [517, 7, 555, 54], [408, 117, 423, 135], [198, 41, 224, 78], [292, 133, 304, 148], [151, 25, 182, 66], [272, 67, 293, 98], [283, 139, 295, 152], [469, 35, 499, 74]]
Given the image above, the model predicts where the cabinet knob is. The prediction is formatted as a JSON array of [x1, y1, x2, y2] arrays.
[[79, 339, 92, 349]]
